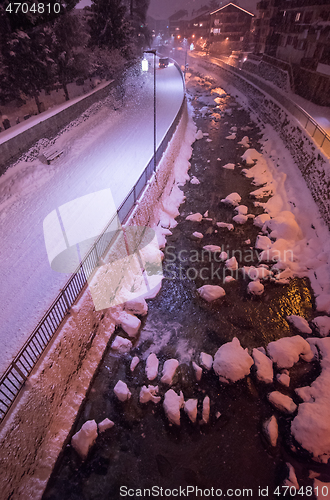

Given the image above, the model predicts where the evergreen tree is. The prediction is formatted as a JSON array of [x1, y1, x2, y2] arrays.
[[89, 0, 131, 52], [52, 12, 89, 100]]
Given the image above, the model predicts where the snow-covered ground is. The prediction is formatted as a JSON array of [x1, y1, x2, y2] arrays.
[[0, 60, 184, 374]]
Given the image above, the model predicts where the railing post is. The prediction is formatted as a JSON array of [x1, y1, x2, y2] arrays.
[[11, 362, 27, 382], [61, 289, 70, 313]]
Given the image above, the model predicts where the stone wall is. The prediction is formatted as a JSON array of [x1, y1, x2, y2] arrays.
[[0, 80, 116, 175]]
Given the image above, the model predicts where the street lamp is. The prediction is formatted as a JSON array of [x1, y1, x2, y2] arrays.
[[143, 49, 157, 173]]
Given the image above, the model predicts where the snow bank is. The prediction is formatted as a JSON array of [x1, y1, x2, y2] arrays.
[[197, 285, 226, 302], [163, 389, 184, 425], [213, 337, 253, 383], [71, 420, 98, 460], [161, 359, 179, 385], [291, 337, 330, 463], [267, 335, 313, 368], [241, 148, 260, 166], [252, 348, 273, 384]]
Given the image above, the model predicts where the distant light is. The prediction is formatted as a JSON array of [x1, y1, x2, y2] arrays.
[[177, 35, 181, 39], [190, 43, 194, 50], [192, 34, 195, 38], [226, 37, 229, 40], [243, 57, 247, 62], [142, 58, 148, 71]]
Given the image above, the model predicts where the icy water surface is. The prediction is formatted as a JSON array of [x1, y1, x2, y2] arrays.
[[43, 73, 328, 500]]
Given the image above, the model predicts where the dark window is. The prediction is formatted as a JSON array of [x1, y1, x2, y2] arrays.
[[304, 11, 313, 24]]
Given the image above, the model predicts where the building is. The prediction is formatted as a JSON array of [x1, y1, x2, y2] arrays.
[[209, 3, 254, 55], [252, 0, 330, 105]]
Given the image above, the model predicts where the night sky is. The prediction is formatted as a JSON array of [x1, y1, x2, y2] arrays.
[[76, 0, 258, 18]]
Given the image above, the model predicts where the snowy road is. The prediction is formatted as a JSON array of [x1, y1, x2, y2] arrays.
[[0, 60, 184, 374]]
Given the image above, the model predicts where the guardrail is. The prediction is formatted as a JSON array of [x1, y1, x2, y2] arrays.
[[207, 56, 330, 158], [0, 58, 186, 425]]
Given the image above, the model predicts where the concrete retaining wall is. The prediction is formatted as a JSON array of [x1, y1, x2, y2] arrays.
[[0, 80, 116, 175]]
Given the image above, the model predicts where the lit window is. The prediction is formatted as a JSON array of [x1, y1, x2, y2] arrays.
[[199, 23, 203, 27], [295, 12, 301, 22]]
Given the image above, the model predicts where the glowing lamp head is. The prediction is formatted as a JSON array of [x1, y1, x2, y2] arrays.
[[141, 58, 148, 71]]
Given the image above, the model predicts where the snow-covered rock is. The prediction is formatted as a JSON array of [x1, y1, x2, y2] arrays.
[[213, 337, 253, 383], [221, 192, 241, 207], [252, 348, 273, 384], [146, 353, 159, 380], [130, 356, 140, 372], [139, 385, 161, 404], [190, 176, 200, 184], [241, 148, 261, 166], [163, 389, 184, 425], [114, 380, 132, 402], [184, 399, 198, 423], [267, 335, 314, 369], [98, 418, 114, 433], [263, 415, 278, 447], [255, 235, 272, 250], [226, 133, 236, 140], [117, 311, 141, 337], [247, 280, 264, 295], [254, 213, 271, 228], [283, 463, 299, 490], [186, 212, 203, 222], [233, 214, 248, 224], [195, 129, 204, 140], [192, 361, 202, 381], [197, 285, 226, 302], [222, 163, 235, 170], [203, 245, 222, 253], [225, 256, 238, 270], [277, 373, 290, 387], [224, 276, 235, 283], [268, 391, 297, 414], [202, 396, 210, 424], [192, 231, 203, 239], [235, 205, 248, 215], [216, 222, 234, 231], [287, 315, 312, 334], [312, 316, 330, 337], [200, 352, 213, 370], [161, 359, 179, 385], [124, 297, 148, 316], [71, 420, 98, 460], [237, 136, 250, 148], [111, 336, 133, 353]]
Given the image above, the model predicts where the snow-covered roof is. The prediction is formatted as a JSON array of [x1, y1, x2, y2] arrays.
[[210, 3, 254, 17]]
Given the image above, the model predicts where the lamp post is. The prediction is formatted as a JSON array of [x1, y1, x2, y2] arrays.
[[143, 49, 157, 173]]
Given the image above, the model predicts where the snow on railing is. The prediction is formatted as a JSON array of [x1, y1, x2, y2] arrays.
[[0, 63, 186, 426]]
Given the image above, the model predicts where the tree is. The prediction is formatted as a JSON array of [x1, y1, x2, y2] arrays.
[[52, 12, 90, 100], [89, 0, 131, 51]]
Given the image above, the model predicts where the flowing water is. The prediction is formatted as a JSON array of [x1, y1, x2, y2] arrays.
[[43, 73, 328, 500]]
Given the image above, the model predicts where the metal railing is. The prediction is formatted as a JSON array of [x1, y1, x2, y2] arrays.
[[207, 56, 330, 158], [0, 59, 186, 425]]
